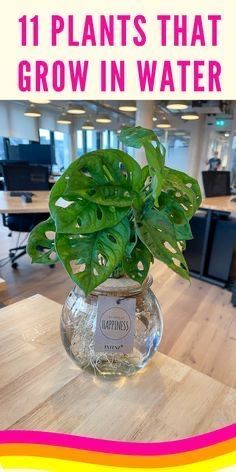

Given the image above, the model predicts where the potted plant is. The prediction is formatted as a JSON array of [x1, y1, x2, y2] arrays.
[[27, 126, 201, 376]]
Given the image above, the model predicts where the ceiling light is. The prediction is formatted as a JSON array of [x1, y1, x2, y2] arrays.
[[167, 101, 188, 111], [67, 104, 86, 115], [28, 98, 51, 104], [156, 117, 171, 129], [181, 112, 199, 121], [82, 120, 95, 130], [57, 112, 72, 125], [157, 123, 171, 129], [224, 132, 230, 137], [119, 102, 137, 112], [96, 114, 112, 124], [174, 131, 186, 136], [24, 104, 41, 117], [153, 116, 157, 122]]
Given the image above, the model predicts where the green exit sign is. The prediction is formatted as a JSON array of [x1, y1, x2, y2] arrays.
[[216, 120, 225, 126]]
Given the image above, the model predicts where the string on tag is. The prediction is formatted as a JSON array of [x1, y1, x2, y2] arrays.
[[116, 297, 127, 305]]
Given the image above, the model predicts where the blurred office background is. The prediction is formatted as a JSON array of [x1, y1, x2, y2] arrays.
[[0, 99, 235, 185]]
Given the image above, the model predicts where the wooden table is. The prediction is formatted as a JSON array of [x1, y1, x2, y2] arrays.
[[0, 295, 234, 441], [0, 278, 6, 293], [201, 196, 236, 215], [0, 191, 50, 214]]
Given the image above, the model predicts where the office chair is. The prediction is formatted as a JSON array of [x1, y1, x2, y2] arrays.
[[202, 171, 231, 197], [1, 162, 50, 268]]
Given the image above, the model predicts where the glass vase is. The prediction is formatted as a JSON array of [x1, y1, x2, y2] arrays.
[[61, 276, 163, 376]]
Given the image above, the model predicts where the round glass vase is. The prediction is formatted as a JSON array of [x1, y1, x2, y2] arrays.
[[61, 276, 163, 376]]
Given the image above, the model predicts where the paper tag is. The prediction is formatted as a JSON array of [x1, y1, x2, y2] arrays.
[[94, 296, 136, 354]]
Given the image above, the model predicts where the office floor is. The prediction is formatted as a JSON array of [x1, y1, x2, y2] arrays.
[[0, 221, 235, 389]]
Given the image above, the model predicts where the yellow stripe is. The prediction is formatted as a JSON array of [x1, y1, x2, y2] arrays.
[[0, 451, 235, 471]]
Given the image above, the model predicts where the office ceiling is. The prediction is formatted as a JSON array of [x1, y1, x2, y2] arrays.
[[5, 99, 235, 138]]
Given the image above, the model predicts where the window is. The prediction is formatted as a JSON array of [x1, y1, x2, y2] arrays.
[[86, 130, 94, 153], [102, 130, 110, 149], [110, 131, 119, 149], [9, 137, 29, 145], [77, 130, 84, 156], [54, 131, 70, 170], [77, 130, 98, 155], [39, 129, 51, 145], [0, 137, 5, 160]]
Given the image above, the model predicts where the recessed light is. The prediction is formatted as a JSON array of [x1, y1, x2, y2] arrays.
[[181, 112, 199, 121], [96, 114, 112, 124], [167, 101, 188, 111], [24, 104, 41, 117], [67, 104, 86, 115], [119, 102, 137, 112], [174, 132, 186, 136], [57, 112, 72, 125], [82, 120, 95, 130], [156, 124, 171, 129], [29, 99, 50, 105]]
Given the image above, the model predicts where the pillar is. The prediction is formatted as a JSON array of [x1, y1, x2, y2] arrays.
[[135, 101, 153, 167], [69, 120, 79, 163], [188, 116, 207, 180]]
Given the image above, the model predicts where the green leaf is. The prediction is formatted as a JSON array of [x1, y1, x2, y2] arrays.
[[125, 222, 138, 257], [119, 127, 166, 204], [27, 217, 58, 265], [158, 191, 187, 225], [135, 205, 190, 281], [50, 192, 128, 234], [140, 165, 150, 188], [143, 142, 164, 203], [55, 219, 130, 295], [174, 220, 193, 241], [119, 126, 159, 148], [123, 240, 153, 284], [50, 149, 142, 209], [163, 167, 202, 218]]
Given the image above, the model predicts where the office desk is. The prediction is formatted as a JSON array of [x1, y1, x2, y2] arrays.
[[185, 196, 236, 300], [0, 191, 50, 214], [201, 196, 236, 215], [0, 294, 234, 440]]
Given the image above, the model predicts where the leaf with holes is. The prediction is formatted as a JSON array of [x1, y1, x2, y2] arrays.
[[27, 217, 58, 264], [163, 167, 202, 218], [50, 192, 128, 235], [174, 220, 193, 241], [158, 191, 187, 225], [119, 126, 159, 148], [50, 149, 142, 209], [119, 127, 166, 203], [143, 141, 165, 203], [55, 219, 130, 295], [135, 205, 189, 281], [140, 165, 150, 188], [123, 240, 153, 284]]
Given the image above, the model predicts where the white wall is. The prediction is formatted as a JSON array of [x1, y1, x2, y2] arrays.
[[0, 101, 39, 141]]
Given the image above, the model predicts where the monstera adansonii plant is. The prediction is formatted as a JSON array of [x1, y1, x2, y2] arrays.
[[27, 126, 202, 295]]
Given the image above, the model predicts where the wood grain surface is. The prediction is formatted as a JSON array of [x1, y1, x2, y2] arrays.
[[201, 196, 236, 214], [0, 294, 235, 441], [0, 191, 50, 214], [0, 278, 6, 292]]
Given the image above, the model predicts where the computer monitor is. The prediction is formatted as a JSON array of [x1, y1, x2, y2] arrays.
[[202, 171, 231, 197], [8, 144, 54, 167]]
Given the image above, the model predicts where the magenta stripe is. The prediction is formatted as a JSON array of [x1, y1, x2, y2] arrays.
[[0, 424, 235, 456]]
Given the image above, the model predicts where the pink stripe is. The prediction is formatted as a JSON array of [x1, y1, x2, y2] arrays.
[[0, 424, 235, 456]]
